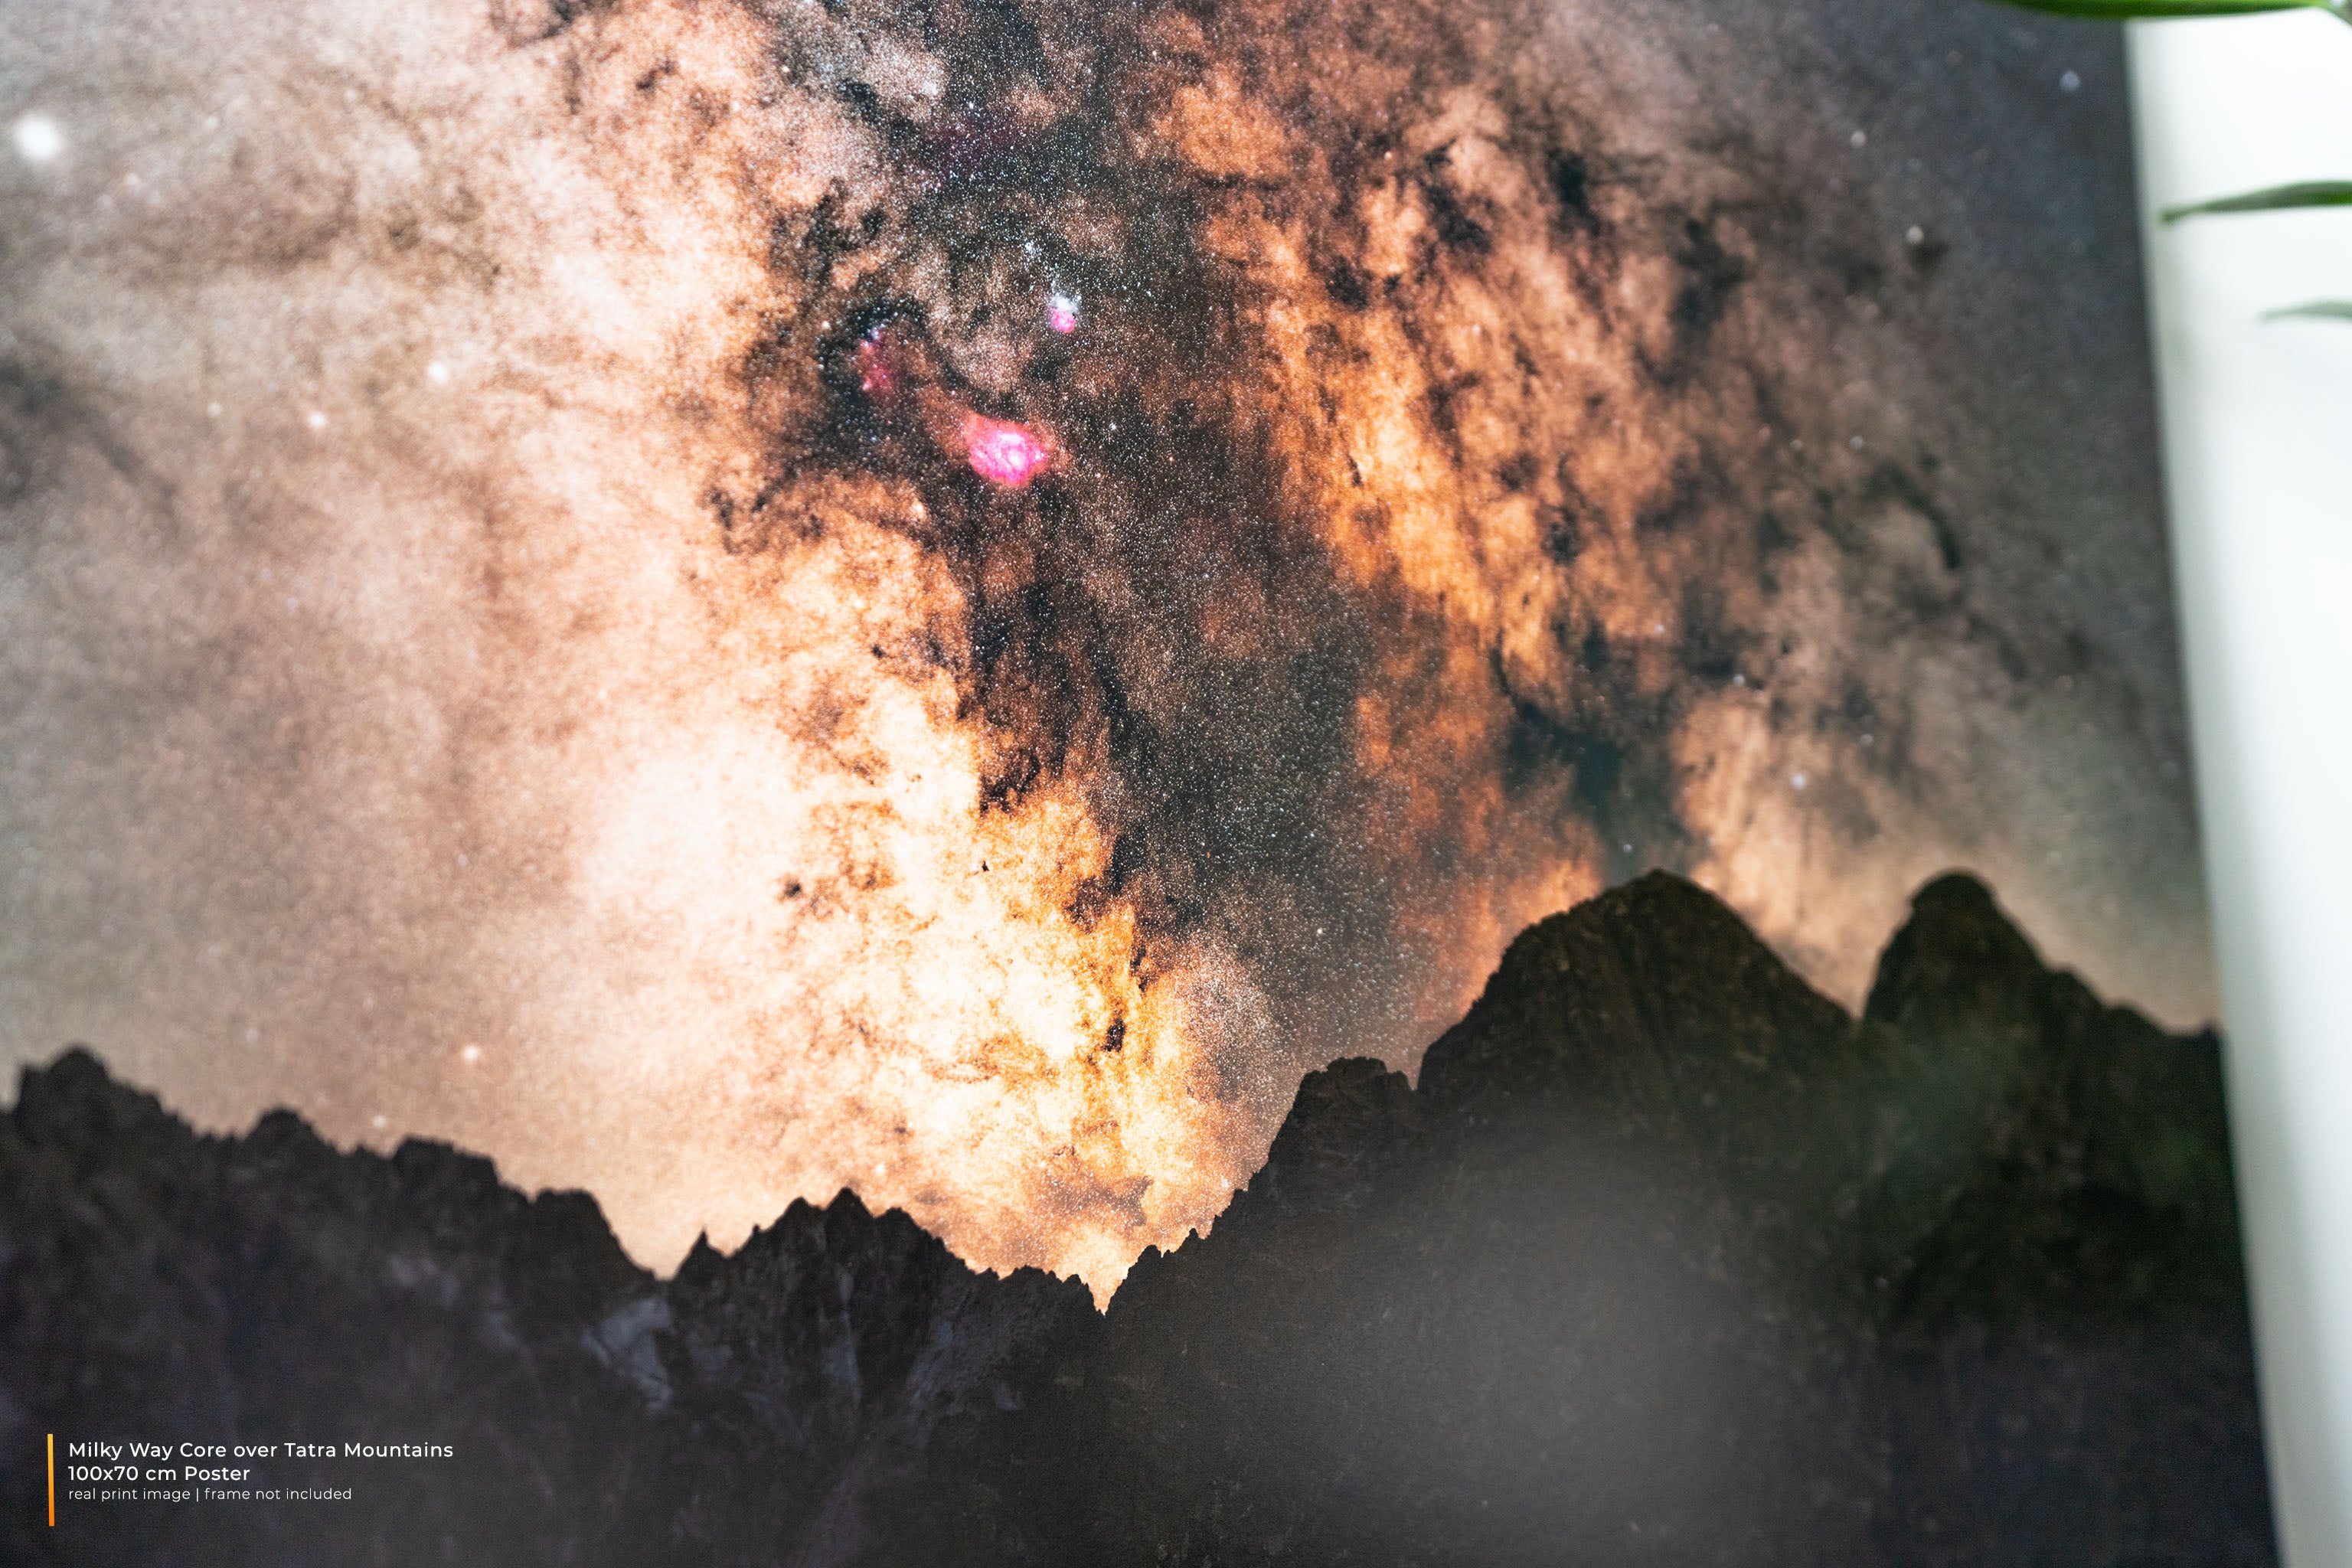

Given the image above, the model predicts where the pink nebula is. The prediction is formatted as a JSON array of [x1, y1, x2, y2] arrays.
[[855, 329, 897, 397], [961, 413, 1055, 488], [1047, 293, 1080, 335]]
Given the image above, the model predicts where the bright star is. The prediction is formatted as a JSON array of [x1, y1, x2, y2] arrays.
[[13, 114, 64, 164]]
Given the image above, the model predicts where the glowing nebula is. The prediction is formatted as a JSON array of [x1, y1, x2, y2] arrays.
[[959, 413, 1055, 488], [855, 330, 898, 398]]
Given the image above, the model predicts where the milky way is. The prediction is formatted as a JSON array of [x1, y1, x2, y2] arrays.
[[0, 0, 2208, 1292]]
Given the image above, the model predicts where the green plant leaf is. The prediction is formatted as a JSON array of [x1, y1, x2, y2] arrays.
[[2262, 300, 2352, 322], [1988, 0, 2345, 17], [2162, 181, 2352, 221]]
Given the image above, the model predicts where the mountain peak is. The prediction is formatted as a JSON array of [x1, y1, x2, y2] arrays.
[[1418, 870, 1853, 1118], [1864, 871, 2049, 1032]]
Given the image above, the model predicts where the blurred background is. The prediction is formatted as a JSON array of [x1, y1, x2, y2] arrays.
[[2133, 14, 2352, 1564]]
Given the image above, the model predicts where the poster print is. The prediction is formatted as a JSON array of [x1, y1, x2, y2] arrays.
[[1, 0, 2273, 1561]]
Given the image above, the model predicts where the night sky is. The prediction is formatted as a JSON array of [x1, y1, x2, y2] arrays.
[[0, 0, 2208, 1292]]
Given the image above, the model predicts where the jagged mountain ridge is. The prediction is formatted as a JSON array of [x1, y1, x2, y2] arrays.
[[0, 872, 2274, 1566]]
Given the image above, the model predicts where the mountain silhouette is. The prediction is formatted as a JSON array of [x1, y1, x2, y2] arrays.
[[0, 873, 2274, 1565]]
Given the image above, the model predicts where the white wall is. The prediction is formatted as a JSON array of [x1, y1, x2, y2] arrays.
[[2132, 17, 2352, 1565]]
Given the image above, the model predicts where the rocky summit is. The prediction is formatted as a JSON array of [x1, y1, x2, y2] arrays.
[[0, 873, 2275, 1566]]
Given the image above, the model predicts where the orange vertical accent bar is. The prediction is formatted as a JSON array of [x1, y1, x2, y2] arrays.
[[47, 1432, 55, 1526]]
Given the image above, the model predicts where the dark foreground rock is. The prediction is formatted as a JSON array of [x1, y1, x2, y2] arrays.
[[0, 874, 2275, 1565]]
